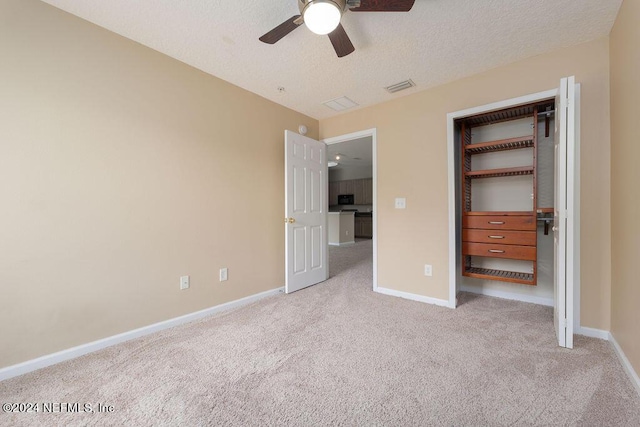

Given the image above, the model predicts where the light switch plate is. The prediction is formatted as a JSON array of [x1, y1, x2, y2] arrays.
[[219, 268, 228, 282], [395, 198, 406, 209]]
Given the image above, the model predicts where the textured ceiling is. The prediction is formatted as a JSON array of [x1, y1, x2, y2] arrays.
[[40, 0, 622, 120]]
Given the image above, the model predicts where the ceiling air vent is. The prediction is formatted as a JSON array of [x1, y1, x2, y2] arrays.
[[323, 96, 359, 112], [385, 79, 416, 94]]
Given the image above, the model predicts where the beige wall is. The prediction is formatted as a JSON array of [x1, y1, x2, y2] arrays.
[[610, 0, 640, 376], [320, 38, 612, 330], [0, 0, 317, 368]]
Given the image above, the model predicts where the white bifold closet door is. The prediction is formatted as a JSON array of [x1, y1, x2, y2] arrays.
[[554, 76, 577, 349]]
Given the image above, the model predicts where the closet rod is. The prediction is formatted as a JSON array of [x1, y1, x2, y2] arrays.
[[537, 111, 555, 116]]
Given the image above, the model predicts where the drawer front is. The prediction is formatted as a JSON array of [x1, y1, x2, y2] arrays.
[[463, 242, 536, 261], [462, 229, 536, 246], [463, 215, 536, 231]]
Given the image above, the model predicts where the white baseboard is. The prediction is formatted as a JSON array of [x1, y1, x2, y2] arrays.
[[575, 326, 610, 340], [328, 241, 355, 247], [375, 287, 454, 309], [609, 332, 640, 396], [0, 287, 284, 382], [460, 285, 554, 307]]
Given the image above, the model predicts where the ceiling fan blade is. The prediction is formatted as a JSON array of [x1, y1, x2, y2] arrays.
[[349, 0, 415, 12], [259, 15, 302, 44], [328, 24, 355, 58]]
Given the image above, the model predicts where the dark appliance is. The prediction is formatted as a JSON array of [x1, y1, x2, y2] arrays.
[[338, 194, 354, 205]]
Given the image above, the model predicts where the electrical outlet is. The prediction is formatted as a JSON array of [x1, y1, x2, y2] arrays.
[[424, 264, 433, 277], [180, 275, 190, 290], [395, 198, 406, 209], [219, 268, 228, 282]]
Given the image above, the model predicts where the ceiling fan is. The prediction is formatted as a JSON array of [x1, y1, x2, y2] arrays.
[[259, 0, 416, 58]]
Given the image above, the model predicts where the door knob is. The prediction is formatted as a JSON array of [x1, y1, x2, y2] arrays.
[[285, 217, 295, 224], [552, 226, 558, 232]]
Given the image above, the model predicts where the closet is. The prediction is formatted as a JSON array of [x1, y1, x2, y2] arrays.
[[458, 100, 555, 286]]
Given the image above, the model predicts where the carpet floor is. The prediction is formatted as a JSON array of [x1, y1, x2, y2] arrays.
[[1, 239, 639, 426]]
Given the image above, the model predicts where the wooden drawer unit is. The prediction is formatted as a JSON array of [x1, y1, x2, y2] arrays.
[[462, 229, 536, 246], [462, 242, 537, 261], [462, 212, 537, 285], [463, 214, 536, 231]]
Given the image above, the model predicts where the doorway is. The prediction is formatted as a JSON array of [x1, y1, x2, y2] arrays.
[[323, 129, 378, 290]]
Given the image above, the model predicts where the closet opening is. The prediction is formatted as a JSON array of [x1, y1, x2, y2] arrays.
[[456, 99, 555, 291]]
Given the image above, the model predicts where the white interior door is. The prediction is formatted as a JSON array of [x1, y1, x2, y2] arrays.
[[554, 76, 576, 348], [284, 130, 328, 293]]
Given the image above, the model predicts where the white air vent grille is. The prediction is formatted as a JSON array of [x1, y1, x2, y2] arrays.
[[385, 79, 416, 93], [322, 96, 359, 112]]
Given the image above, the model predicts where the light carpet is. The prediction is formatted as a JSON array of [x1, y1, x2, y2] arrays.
[[1, 239, 639, 426]]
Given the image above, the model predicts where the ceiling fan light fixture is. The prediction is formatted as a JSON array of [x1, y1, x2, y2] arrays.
[[303, 1, 342, 35]]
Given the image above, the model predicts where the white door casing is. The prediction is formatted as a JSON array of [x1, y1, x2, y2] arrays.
[[565, 79, 576, 349], [554, 76, 576, 348], [446, 88, 559, 309], [284, 130, 328, 293], [322, 128, 378, 291]]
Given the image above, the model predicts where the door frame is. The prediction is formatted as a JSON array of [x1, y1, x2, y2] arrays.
[[446, 87, 581, 331], [322, 128, 378, 290]]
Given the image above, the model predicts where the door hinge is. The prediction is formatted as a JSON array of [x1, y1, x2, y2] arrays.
[[561, 318, 567, 329]]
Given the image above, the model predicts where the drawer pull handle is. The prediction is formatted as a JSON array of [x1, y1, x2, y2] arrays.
[[488, 221, 505, 225], [488, 249, 505, 253], [488, 235, 505, 239]]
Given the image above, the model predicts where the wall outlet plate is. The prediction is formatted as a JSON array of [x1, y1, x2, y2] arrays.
[[424, 264, 433, 277], [219, 268, 228, 282], [395, 198, 406, 209], [180, 275, 190, 290]]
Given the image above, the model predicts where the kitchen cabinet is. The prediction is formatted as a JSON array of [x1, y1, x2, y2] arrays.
[[329, 178, 373, 206], [353, 178, 373, 204], [360, 217, 372, 238], [338, 180, 354, 196], [361, 178, 372, 204], [354, 216, 373, 238], [352, 179, 364, 204], [329, 181, 340, 206], [354, 217, 362, 237]]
